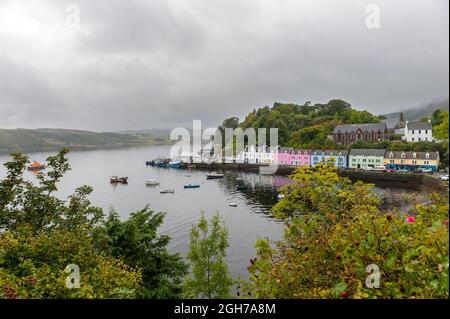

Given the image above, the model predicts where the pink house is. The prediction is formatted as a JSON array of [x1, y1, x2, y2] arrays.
[[277, 148, 310, 166]]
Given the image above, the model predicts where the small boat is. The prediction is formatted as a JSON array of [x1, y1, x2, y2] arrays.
[[236, 177, 243, 182], [184, 184, 200, 189], [185, 174, 191, 177], [110, 176, 128, 184], [229, 203, 238, 207], [206, 173, 224, 179], [27, 161, 45, 171], [160, 188, 175, 194], [145, 179, 159, 186], [168, 161, 182, 169], [237, 185, 247, 191]]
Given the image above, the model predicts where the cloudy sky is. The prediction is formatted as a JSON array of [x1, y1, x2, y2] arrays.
[[0, 0, 448, 131]]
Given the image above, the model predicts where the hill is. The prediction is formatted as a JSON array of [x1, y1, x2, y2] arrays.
[[0, 128, 170, 154], [382, 98, 449, 127], [222, 99, 384, 149]]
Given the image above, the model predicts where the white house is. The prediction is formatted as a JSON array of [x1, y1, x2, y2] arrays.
[[404, 121, 433, 142], [242, 145, 276, 164]]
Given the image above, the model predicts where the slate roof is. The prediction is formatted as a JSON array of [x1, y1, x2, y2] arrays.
[[384, 151, 439, 160], [406, 121, 432, 130], [333, 123, 386, 134], [349, 149, 387, 157], [311, 150, 349, 156]]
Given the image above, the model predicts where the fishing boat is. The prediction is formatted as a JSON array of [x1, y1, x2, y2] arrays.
[[184, 184, 200, 189], [145, 179, 159, 186], [206, 173, 224, 179], [160, 188, 175, 194], [110, 176, 128, 184], [27, 161, 45, 171], [229, 203, 238, 207], [168, 161, 182, 169]]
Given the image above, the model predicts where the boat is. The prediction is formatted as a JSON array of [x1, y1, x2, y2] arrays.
[[168, 161, 182, 169], [229, 203, 238, 207], [145, 179, 159, 186], [236, 185, 247, 191], [185, 174, 191, 177], [184, 184, 200, 189], [160, 188, 175, 194], [27, 161, 45, 171], [236, 177, 243, 182], [206, 173, 224, 179], [110, 176, 128, 184]]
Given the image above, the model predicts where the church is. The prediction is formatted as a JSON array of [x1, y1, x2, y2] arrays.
[[333, 123, 388, 145]]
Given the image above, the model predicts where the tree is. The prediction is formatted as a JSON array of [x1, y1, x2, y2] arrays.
[[182, 214, 233, 299], [433, 111, 449, 140], [243, 164, 449, 298], [95, 208, 188, 298]]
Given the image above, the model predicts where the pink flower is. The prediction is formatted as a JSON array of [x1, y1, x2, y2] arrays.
[[405, 216, 416, 223], [443, 219, 449, 227]]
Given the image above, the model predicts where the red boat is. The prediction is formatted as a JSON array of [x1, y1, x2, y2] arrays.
[[27, 161, 46, 171], [110, 176, 128, 184]]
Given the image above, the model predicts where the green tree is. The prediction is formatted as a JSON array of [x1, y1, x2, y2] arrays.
[[243, 164, 449, 298], [183, 214, 233, 299], [95, 208, 187, 298]]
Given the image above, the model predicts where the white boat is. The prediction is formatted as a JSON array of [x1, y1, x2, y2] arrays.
[[206, 172, 224, 179], [160, 188, 175, 194], [229, 203, 238, 207], [145, 179, 159, 186]]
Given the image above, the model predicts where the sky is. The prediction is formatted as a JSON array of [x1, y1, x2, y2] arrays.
[[0, 0, 448, 131]]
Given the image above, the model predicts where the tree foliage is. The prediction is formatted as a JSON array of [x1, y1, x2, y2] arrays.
[[182, 214, 233, 299], [243, 164, 449, 298]]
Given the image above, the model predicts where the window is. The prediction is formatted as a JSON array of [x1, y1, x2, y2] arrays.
[[390, 160, 394, 164], [412, 138, 414, 141], [426, 153, 430, 159], [389, 152, 394, 158], [400, 160, 404, 164], [413, 152, 417, 158], [425, 130, 428, 134], [418, 138, 421, 141], [419, 130, 421, 134], [412, 130, 415, 134], [352, 158, 356, 162], [424, 160, 429, 165], [412, 160, 417, 165], [401, 153, 406, 158]]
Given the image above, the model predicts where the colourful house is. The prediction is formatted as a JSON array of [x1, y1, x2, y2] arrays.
[[349, 149, 386, 169], [310, 150, 348, 168], [384, 151, 440, 172], [277, 148, 311, 166]]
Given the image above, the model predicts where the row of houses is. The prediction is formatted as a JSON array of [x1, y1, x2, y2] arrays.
[[238, 146, 440, 172], [332, 113, 433, 145]]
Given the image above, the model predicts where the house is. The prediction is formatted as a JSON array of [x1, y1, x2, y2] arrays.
[[242, 145, 276, 164], [333, 123, 388, 145], [349, 149, 386, 169], [384, 151, 440, 172], [404, 121, 433, 142], [310, 150, 348, 168], [393, 113, 406, 135], [277, 148, 311, 166]]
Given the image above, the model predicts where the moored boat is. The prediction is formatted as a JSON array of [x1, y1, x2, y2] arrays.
[[160, 188, 175, 194], [168, 161, 182, 169], [184, 183, 200, 189], [145, 179, 159, 186], [206, 173, 224, 179], [27, 161, 46, 171], [229, 203, 238, 207], [110, 176, 128, 184]]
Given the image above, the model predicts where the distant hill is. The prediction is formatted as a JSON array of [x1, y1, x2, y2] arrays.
[[0, 128, 170, 155], [382, 98, 449, 128]]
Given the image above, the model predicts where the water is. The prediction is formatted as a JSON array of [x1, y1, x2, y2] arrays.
[[0, 145, 430, 278]]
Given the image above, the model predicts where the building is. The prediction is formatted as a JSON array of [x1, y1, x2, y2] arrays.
[[404, 121, 433, 142], [349, 149, 386, 169], [242, 145, 276, 164], [384, 151, 440, 172], [333, 123, 388, 145], [393, 112, 406, 135], [277, 148, 310, 166], [310, 150, 348, 168]]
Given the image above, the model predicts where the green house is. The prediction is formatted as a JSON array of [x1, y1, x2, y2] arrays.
[[349, 149, 386, 169]]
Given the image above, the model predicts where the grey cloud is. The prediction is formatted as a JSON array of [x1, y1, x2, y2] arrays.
[[0, 0, 448, 131]]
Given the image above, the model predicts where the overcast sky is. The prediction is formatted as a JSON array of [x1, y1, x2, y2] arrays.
[[0, 0, 448, 131]]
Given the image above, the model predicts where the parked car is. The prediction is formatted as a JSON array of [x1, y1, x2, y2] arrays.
[[420, 168, 433, 174], [374, 165, 386, 171], [440, 175, 449, 181]]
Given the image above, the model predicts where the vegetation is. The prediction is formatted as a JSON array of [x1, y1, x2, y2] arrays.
[[182, 214, 233, 299], [0, 128, 169, 155], [220, 99, 382, 149], [0, 149, 186, 298], [242, 164, 449, 298]]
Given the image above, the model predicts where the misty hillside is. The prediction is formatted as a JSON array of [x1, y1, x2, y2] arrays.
[[382, 99, 449, 127], [0, 128, 170, 154]]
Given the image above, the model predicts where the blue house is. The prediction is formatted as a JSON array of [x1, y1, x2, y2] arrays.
[[310, 150, 349, 168]]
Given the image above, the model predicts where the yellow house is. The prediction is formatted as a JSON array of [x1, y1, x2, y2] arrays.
[[384, 151, 440, 172]]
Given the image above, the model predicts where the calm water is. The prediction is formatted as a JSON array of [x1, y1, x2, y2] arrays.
[[0, 145, 430, 278]]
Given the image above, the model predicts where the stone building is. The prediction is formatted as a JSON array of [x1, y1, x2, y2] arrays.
[[333, 123, 387, 145]]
